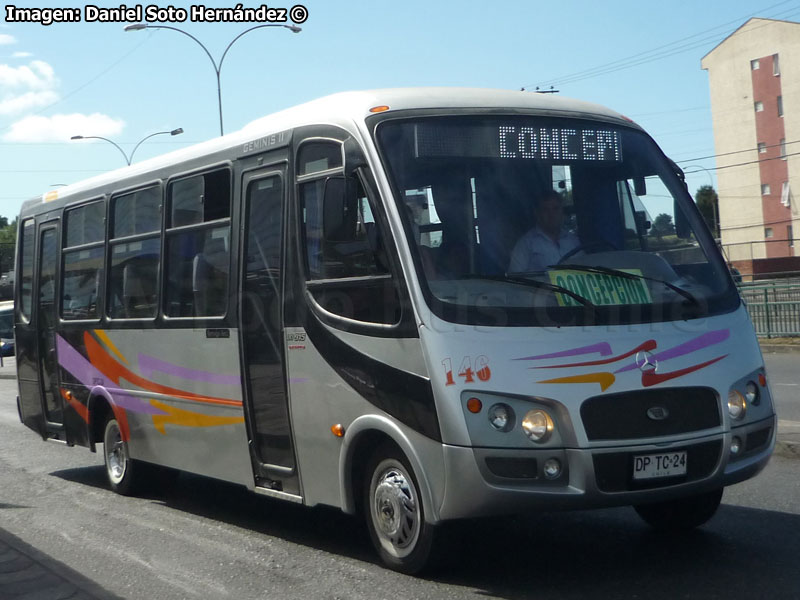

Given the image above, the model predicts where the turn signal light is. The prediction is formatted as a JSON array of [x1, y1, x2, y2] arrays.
[[467, 397, 483, 414], [331, 424, 344, 438], [758, 373, 767, 387]]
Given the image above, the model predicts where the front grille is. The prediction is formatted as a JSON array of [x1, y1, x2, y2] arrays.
[[593, 440, 722, 492], [581, 387, 720, 441]]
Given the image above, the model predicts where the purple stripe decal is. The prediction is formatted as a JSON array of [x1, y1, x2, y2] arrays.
[[615, 329, 730, 374], [137, 354, 241, 386], [515, 342, 613, 361], [56, 335, 166, 415], [110, 392, 167, 415]]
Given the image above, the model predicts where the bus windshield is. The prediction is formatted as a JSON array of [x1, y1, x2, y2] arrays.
[[375, 115, 739, 326]]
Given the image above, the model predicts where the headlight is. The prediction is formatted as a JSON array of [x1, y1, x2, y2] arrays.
[[745, 381, 759, 405], [727, 390, 747, 420], [487, 403, 514, 432], [521, 409, 554, 443]]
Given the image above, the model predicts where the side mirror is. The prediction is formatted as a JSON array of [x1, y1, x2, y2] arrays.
[[323, 176, 360, 241], [343, 137, 368, 177], [633, 176, 647, 197], [634, 210, 651, 233]]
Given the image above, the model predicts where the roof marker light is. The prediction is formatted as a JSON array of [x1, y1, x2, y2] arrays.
[[369, 105, 390, 113]]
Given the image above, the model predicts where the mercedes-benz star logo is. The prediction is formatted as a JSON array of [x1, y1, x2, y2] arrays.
[[635, 350, 658, 373]]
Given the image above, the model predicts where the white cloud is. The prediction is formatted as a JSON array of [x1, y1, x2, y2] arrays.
[[0, 90, 59, 115], [0, 60, 57, 90], [12, 52, 33, 58], [3, 113, 125, 142], [0, 34, 16, 45], [0, 59, 59, 116]]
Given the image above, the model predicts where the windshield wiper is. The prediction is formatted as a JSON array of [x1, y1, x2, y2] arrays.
[[466, 274, 597, 310], [552, 263, 700, 307]]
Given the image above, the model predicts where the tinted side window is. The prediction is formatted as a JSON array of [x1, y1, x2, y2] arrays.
[[66, 201, 104, 246], [112, 187, 160, 237], [62, 201, 105, 320], [297, 140, 399, 325], [19, 219, 34, 319], [108, 186, 161, 319], [301, 177, 387, 280], [298, 142, 342, 176], [165, 169, 231, 318]]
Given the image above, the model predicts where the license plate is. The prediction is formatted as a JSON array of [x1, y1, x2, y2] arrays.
[[633, 451, 687, 480]]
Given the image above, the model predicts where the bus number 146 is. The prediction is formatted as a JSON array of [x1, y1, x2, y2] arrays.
[[442, 356, 492, 386]]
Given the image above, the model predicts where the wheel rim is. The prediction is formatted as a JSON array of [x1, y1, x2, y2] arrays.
[[104, 421, 127, 485], [370, 460, 421, 558]]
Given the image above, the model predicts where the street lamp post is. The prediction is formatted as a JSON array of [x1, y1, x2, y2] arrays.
[[124, 23, 301, 136], [71, 128, 184, 165]]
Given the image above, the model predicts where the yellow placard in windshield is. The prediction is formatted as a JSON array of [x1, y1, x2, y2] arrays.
[[548, 269, 653, 307]]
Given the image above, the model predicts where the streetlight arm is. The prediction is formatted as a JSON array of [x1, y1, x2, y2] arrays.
[[129, 129, 182, 164], [138, 24, 220, 74], [218, 24, 291, 72], [72, 135, 131, 165]]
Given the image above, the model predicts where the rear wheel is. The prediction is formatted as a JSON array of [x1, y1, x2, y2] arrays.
[[634, 488, 723, 531], [363, 444, 437, 574]]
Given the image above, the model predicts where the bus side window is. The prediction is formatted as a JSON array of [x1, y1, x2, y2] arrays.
[[297, 140, 400, 325], [165, 169, 231, 318], [108, 187, 161, 320], [62, 200, 105, 320]]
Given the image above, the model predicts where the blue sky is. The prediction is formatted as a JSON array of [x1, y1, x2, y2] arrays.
[[1, 0, 799, 222]]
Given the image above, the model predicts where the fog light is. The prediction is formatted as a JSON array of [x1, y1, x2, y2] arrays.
[[488, 403, 514, 432], [727, 390, 747, 421], [543, 458, 562, 479], [521, 409, 554, 443], [745, 381, 760, 406], [730, 436, 743, 456]]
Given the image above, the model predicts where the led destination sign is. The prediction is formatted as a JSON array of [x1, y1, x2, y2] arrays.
[[499, 126, 621, 162], [414, 121, 623, 163]]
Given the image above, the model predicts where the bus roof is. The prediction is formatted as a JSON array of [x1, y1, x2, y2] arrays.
[[21, 88, 634, 215]]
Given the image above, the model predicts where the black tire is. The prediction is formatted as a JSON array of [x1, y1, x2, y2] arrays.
[[363, 443, 437, 574], [634, 488, 723, 531], [102, 417, 142, 495]]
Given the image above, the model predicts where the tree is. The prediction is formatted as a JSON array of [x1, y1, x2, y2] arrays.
[[650, 213, 675, 240], [0, 216, 17, 276], [695, 185, 719, 237]]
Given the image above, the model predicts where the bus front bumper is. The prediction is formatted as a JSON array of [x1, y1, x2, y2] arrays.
[[436, 416, 775, 521]]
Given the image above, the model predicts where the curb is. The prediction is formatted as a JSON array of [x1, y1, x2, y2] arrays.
[[759, 344, 800, 354], [774, 440, 800, 459]]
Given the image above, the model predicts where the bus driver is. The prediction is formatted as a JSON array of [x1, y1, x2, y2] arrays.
[[508, 190, 579, 273]]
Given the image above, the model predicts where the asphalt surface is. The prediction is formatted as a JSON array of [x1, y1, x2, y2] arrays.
[[0, 350, 798, 599]]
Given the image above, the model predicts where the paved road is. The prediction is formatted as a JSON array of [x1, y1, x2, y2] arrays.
[[763, 351, 800, 423], [1, 374, 799, 599]]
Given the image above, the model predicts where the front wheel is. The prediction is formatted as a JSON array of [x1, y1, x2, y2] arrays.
[[363, 444, 437, 574], [634, 488, 723, 531]]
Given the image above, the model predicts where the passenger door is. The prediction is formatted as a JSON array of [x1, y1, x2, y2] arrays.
[[36, 222, 62, 427], [239, 167, 299, 495]]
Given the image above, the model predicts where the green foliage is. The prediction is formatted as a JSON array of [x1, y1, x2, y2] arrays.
[[694, 185, 719, 237], [650, 213, 675, 240], [0, 216, 17, 275]]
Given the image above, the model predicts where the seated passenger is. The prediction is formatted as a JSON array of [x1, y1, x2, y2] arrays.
[[508, 191, 579, 273]]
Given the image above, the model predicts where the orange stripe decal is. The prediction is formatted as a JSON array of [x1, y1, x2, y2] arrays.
[[83, 331, 241, 407], [537, 372, 616, 392]]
